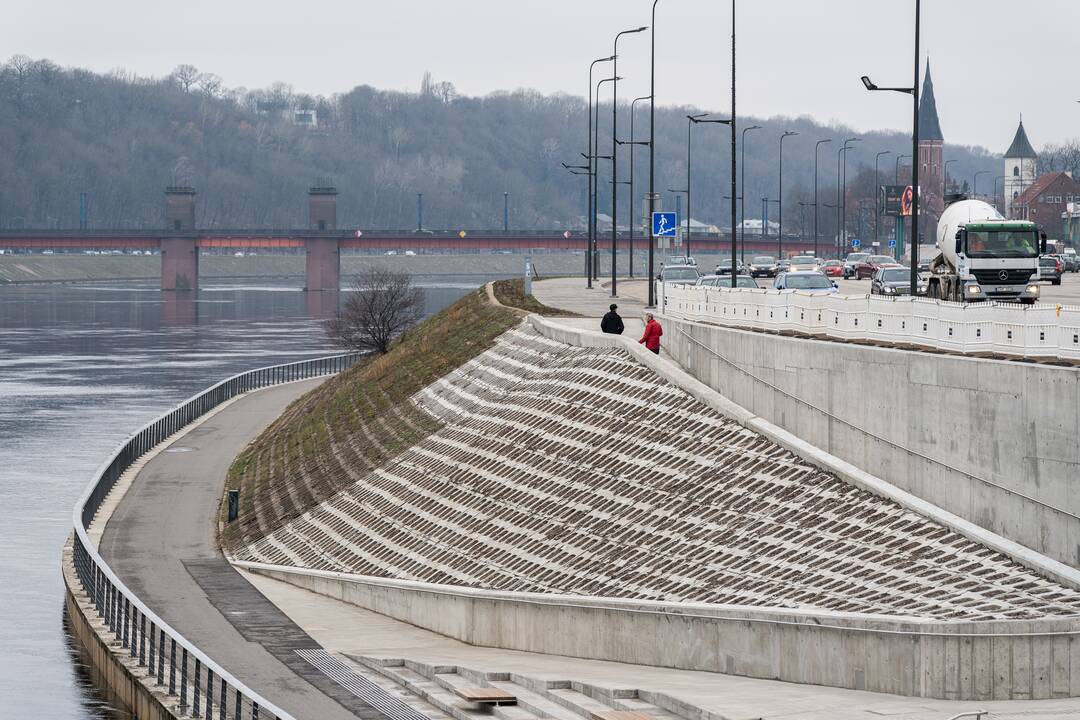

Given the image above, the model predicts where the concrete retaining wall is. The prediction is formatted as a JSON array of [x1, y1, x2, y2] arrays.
[[62, 539, 180, 720], [240, 562, 1080, 701], [656, 314, 1080, 569]]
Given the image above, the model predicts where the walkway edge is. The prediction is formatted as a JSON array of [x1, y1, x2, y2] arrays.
[[526, 314, 1080, 594]]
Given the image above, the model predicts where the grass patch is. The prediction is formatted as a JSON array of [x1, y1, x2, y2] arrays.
[[491, 278, 580, 316], [220, 286, 522, 550]]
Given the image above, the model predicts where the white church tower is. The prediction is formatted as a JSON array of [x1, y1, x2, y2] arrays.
[[1003, 118, 1037, 218]]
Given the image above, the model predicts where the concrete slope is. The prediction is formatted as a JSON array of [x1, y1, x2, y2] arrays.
[[234, 325, 1080, 623]]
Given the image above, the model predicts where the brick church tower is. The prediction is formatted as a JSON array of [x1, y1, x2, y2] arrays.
[[917, 62, 944, 240]]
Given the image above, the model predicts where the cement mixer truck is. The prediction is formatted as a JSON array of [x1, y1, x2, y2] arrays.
[[925, 197, 1046, 304]]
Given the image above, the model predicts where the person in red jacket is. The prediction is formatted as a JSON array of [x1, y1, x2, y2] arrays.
[[639, 313, 663, 354]]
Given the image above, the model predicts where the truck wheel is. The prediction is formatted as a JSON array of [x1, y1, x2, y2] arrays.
[[1053, 278, 1061, 285], [1021, 297, 1036, 305]]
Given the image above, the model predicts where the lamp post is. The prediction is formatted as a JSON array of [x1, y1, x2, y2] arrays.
[[836, 145, 852, 258], [993, 174, 1006, 212], [860, 0, 922, 295], [586, 56, 616, 288], [841, 138, 861, 254], [874, 151, 891, 244], [417, 193, 423, 232], [973, 170, 989, 199], [647, 0, 661, 306], [895, 154, 909, 182], [813, 139, 832, 259], [611, 27, 648, 297], [628, 95, 651, 277], [593, 75, 618, 281], [944, 159, 957, 197], [728, 0, 738, 287], [686, 114, 733, 262], [503, 192, 509, 232], [740, 125, 762, 263], [778, 130, 799, 258]]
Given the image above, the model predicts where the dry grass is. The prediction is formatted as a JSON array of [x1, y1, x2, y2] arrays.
[[491, 278, 580, 316]]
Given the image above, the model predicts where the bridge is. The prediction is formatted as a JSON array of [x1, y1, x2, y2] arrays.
[[0, 186, 812, 291]]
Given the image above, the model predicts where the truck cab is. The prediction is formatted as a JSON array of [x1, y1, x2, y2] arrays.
[[949, 221, 1043, 302]]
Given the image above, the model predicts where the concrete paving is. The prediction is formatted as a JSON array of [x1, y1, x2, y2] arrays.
[[97, 378, 378, 720]]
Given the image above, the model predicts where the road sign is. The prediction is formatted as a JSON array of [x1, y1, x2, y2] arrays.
[[851, 239, 861, 249], [888, 239, 897, 248], [652, 212, 677, 238]]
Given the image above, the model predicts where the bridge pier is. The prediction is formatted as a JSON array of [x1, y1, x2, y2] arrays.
[[160, 237, 199, 291], [304, 237, 340, 292]]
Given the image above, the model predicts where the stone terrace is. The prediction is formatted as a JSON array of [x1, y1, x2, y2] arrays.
[[235, 325, 1080, 621]]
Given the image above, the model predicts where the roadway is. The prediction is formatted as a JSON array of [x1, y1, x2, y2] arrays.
[[834, 269, 1080, 304]]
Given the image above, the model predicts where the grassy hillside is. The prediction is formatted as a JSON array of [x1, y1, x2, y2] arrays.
[[221, 286, 521, 549]]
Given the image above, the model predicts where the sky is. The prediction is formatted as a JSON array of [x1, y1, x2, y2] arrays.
[[4, 1, 1078, 152]]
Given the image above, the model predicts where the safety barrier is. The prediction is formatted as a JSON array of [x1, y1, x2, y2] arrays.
[[69, 352, 361, 719], [659, 282, 1080, 361]]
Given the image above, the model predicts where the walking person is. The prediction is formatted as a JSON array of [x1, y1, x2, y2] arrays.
[[639, 312, 663, 355], [600, 303, 624, 335]]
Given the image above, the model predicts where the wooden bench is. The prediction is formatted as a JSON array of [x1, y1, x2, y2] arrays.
[[589, 712, 653, 720], [453, 687, 518, 707]]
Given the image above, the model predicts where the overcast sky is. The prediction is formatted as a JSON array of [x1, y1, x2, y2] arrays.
[[5, 1, 1077, 152]]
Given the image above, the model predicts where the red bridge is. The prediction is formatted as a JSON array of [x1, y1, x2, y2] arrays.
[[0, 186, 802, 291]]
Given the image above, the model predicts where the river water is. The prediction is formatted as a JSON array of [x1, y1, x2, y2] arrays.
[[0, 279, 482, 718]]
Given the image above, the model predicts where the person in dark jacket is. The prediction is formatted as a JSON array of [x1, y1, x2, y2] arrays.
[[600, 303, 624, 334], [639, 313, 663, 354]]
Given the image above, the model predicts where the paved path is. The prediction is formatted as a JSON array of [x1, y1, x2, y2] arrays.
[[98, 378, 381, 720], [532, 276, 649, 317]]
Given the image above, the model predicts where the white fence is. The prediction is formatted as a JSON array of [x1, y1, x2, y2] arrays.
[[659, 283, 1080, 361]]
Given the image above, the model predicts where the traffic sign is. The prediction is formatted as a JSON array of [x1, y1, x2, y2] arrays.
[[851, 239, 861, 249], [888, 239, 896, 248], [652, 212, 677, 238]]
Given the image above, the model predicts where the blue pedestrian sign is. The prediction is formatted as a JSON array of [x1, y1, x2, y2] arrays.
[[888, 239, 896, 248], [851, 239, 861, 249], [652, 212, 677, 237]]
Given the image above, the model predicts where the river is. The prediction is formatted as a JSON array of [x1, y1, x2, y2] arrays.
[[0, 279, 484, 718]]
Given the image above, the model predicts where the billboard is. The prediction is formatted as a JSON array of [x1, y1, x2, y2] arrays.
[[881, 184, 914, 217]]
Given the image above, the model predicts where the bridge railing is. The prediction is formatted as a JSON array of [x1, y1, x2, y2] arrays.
[[70, 352, 362, 720], [659, 282, 1080, 361]]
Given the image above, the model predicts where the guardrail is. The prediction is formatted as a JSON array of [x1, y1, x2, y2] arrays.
[[659, 282, 1080, 361], [70, 353, 361, 720]]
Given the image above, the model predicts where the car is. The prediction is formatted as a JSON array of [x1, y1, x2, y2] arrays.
[[746, 255, 778, 278], [1063, 248, 1078, 272], [821, 259, 844, 278], [714, 258, 747, 275], [666, 255, 696, 267], [697, 274, 759, 289], [788, 256, 821, 273], [1038, 255, 1063, 285], [658, 265, 702, 284], [777, 259, 792, 273], [773, 270, 839, 294], [855, 254, 902, 280], [1054, 252, 1077, 273], [842, 252, 869, 278], [871, 266, 923, 296]]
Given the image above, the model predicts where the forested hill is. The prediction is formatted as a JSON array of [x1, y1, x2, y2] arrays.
[[0, 56, 1013, 233]]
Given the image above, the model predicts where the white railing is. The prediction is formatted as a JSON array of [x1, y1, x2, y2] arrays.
[[659, 283, 1080, 361]]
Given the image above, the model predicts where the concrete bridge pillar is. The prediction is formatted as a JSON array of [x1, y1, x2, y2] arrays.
[[160, 237, 199, 291], [305, 237, 340, 291]]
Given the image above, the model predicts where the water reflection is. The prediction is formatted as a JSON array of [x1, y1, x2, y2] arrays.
[[0, 278, 480, 717]]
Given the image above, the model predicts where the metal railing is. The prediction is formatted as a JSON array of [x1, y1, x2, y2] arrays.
[[659, 282, 1080, 362], [70, 352, 361, 720]]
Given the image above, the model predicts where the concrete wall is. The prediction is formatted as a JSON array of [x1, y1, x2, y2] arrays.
[[241, 562, 1080, 701], [658, 314, 1080, 569], [62, 541, 181, 720]]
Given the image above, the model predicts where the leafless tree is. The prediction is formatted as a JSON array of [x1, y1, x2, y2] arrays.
[[325, 268, 424, 354], [170, 64, 200, 93]]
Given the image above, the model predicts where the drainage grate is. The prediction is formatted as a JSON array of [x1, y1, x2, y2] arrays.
[[296, 649, 431, 720]]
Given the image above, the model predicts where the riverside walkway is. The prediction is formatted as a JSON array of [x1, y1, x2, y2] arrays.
[[96, 378, 381, 720]]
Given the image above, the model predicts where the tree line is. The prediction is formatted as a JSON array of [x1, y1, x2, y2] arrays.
[[0, 55, 1034, 239]]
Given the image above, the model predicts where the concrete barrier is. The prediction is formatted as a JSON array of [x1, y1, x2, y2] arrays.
[[651, 313, 1080, 570]]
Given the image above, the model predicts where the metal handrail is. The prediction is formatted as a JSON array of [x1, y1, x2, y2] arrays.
[[70, 352, 361, 719]]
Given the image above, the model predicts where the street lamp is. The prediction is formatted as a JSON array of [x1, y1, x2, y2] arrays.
[[593, 75, 619, 281], [503, 192, 509, 232], [860, 0, 923, 295], [610, 26, 648, 297], [627, 95, 652, 277], [586, 55, 615, 288], [973, 170, 990, 198], [836, 144, 853, 258], [685, 114, 732, 260], [778, 130, 799, 258], [841, 138, 861, 253], [814, 139, 832, 259], [895, 154, 909, 182], [417, 193, 423, 232], [944, 159, 958, 197], [740, 125, 762, 262], [874, 151, 891, 244], [647, 0, 661, 306]]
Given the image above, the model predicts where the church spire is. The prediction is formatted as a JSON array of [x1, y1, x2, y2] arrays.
[[1005, 118, 1037, 159], [918, 61, 944, 142]]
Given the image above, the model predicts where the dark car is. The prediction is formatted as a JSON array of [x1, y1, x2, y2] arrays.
[[714, 258, 748, 275], [1039, 255, 1063, 285], [855, 254, 902, 280], [871, 266, 921, 295], [747, 255, 778, 278], [698, 274, 759, 289]]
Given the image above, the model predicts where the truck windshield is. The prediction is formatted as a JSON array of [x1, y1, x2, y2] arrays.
[[966, 230, 1038, 258]]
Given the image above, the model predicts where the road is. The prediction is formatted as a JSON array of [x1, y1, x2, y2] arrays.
[[833, 268, 1080, 304]]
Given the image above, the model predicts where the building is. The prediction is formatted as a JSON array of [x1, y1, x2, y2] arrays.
[[917, 62, 944, 240], [1003, 119, 1038, 217], [1064, 202, 1080, 246], [1012, 172, 1080, 234]]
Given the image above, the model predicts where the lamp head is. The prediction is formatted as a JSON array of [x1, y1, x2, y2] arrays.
[[861, 76, 877, 91]]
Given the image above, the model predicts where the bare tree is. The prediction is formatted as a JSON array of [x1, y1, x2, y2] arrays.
[[325, 268, 424, 354], [170, 64, 200, 93]]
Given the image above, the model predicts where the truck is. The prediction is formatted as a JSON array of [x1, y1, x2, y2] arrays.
[[925, 197, 1046, 304]]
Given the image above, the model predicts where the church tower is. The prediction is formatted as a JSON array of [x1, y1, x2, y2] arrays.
[[1003, 119, 1037, 218], [918, 62, 944, 237]]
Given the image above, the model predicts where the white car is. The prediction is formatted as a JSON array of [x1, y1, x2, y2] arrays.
[[773, 270, 839, 294]]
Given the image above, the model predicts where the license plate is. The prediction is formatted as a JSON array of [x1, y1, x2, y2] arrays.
[[996, 286, 1012, 292]]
